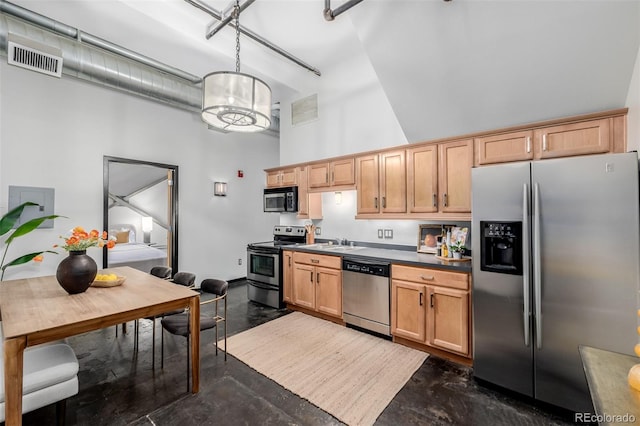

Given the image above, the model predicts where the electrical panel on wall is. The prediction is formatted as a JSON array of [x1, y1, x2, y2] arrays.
[[8, 185, 55, 228]]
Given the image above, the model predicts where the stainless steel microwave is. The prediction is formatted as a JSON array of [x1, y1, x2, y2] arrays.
[[264, 186, 298, 213]]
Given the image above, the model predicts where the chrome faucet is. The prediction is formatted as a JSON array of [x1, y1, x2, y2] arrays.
[[336, 237, 348, 246]]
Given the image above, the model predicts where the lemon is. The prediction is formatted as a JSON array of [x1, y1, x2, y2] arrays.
[[96, 273, 117, 281]]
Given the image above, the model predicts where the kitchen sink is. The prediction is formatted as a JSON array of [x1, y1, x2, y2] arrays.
[[322, 245, 364, 251], [299, 243, 363, 251]]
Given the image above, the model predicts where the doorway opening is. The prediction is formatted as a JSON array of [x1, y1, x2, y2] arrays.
[[102, 156, 178, 274]]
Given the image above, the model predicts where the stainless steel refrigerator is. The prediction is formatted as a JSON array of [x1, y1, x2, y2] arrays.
[[471, 152, 640, 413]]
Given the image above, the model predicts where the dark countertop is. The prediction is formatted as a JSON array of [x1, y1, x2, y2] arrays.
[[579, 345, 640, 425], [286, 244, 472, 273]]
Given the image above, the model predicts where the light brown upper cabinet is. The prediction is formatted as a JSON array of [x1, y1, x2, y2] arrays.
[[533, 118, 611, 160], [474, 113, 625, 166], [474, 130, 534, 165], [356, 150, 406, 215], [266, 168, 297, 188], [308, 158, 355, 189], [438, 140, 473, 213], [407, 145, 438, 213]]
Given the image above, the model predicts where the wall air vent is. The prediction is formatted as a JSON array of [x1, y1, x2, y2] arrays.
[[7, 33, 63, 78], [291, 93, 318, 126]]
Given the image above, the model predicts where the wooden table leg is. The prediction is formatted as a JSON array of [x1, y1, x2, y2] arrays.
[[189, 295, 200, 393], [5, 336, 26, 425]]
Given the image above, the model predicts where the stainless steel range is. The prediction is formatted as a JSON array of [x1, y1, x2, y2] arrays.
[[246, 225, 306, 309]]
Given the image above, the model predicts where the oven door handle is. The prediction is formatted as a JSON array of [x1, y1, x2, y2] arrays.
[[247, 247, 279, 256], [247, 280, 278, 290]]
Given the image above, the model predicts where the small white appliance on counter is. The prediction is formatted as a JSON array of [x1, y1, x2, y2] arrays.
[[472, 152, 640, 413]]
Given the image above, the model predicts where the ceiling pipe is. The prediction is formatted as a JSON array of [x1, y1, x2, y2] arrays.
[[184, 0, 321, 77], [0, 0, 202, 84], [323, 0, 365, 21], [206, 0, 255, 39]]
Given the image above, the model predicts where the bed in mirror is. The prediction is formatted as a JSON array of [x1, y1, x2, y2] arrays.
[[103, 156, 178, 274]]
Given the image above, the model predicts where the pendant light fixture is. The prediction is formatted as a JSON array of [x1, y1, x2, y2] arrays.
[[201, 0, 272, 132]]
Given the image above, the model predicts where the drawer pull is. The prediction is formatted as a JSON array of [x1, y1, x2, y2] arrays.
[[310, 271, 313, 282], [420, 275, 434, 281], [419, 292, 423, 306], [311, 259, 320, 264], [430, 293, 434, 308]]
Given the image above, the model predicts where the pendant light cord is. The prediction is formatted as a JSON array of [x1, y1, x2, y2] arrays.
[[234, 0, 241, 73]]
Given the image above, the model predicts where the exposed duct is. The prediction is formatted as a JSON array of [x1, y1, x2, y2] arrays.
[[0, 1, 280, 135]]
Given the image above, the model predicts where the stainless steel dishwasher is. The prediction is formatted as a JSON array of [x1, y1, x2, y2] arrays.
[[342, 257, 391, 336]]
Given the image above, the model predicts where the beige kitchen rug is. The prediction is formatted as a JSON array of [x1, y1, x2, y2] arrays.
[[221, 311, 428, 426]]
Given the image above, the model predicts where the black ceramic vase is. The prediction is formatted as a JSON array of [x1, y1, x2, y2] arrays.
[[56, 250, 97, 294]]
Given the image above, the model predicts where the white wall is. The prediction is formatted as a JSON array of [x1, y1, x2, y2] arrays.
[[278, 28, 407, 166], [0, 62, 279, 282]]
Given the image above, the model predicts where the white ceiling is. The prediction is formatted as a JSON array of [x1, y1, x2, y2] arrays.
[[8, 0, 640, 143]]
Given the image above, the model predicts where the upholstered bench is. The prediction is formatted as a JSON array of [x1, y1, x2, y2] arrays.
[[0, 329, 79, 424]]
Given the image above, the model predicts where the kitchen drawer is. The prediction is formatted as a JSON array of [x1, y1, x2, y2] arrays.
[[293, 252, 341, 269], [392, 264, 469, 290]]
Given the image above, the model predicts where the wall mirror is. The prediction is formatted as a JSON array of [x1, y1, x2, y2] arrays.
[[102, 156, 179, 274]]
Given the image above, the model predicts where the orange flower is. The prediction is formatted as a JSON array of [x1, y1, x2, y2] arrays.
[[33, 255, 43, 262], [106, 240, 116, 249], [59, 226, 114, 251]]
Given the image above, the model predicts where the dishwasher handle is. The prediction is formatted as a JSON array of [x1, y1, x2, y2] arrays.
[[342, 258, 390, 277]]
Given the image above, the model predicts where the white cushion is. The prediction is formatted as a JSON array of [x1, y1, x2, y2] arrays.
[[0, 376, 78, 422], [0, 342, 79, 422]]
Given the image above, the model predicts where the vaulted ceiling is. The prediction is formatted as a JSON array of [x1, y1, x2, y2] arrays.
[[8, 0, 640, 143]]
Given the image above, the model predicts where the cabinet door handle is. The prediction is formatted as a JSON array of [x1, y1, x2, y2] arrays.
[[311, 259, 319, 264], [288, 257, 291, 267], [317, 273, 320, 284], [443, 193, 448, 207], [382, 196, 386, 208], [526, 136, 531, 153], [326, 172, 328, 183], [419, 292, 423, 306], [374, 197, 378, 209], [420, 275, 434, 281], [432, 193, 437, 207], [542, 134, 547, 151], [310, 271, 313, 283], [430, 294, 434, 308], [331, 171, 334, 183]]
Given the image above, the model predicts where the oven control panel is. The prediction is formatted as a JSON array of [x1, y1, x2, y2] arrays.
[[274, 225, 306, 237]]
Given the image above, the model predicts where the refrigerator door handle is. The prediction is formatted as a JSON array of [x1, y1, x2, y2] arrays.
[[533, 182, 542, 349], [523, 183, 530, 347]]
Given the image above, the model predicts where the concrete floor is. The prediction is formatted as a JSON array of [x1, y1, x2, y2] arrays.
[[20, 281, 577, 425]]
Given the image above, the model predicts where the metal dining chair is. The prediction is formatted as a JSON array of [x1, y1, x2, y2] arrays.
[[133, 268, 196, 369], [160, 278, 228, 391]]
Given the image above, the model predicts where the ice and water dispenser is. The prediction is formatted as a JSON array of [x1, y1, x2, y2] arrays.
[[480, 221, 523, 275]]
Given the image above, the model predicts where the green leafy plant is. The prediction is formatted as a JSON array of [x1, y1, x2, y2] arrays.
[[0, 202, 61, 280], [448, 239, 466, 254]]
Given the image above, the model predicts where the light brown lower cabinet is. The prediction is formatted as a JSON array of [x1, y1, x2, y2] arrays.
[[290, 252, 342, 318], [391, 264, 470, 357]]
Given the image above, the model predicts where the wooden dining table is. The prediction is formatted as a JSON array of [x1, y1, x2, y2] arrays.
[[0, 266, 201, 426]]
